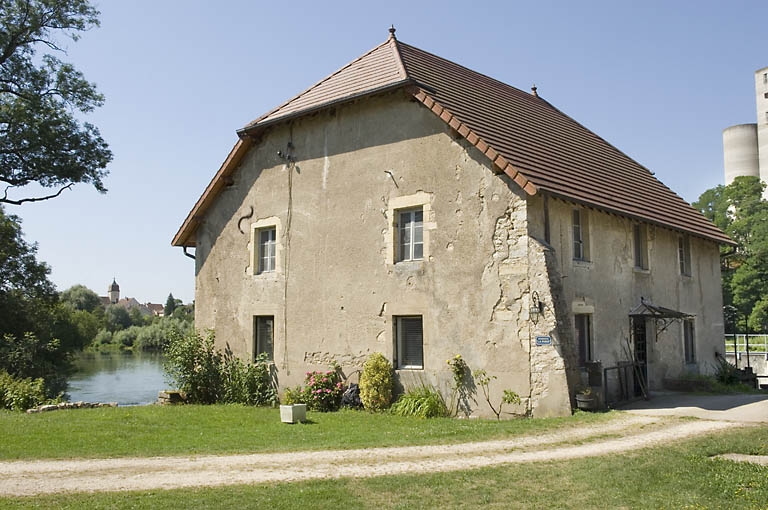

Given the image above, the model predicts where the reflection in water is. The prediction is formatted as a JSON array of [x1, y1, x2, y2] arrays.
[[67, 351, 167, 406]]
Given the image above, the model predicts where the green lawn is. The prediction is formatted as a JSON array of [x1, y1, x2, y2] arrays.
[[1, 423, 766, 509], [0, 405, 610, 460]]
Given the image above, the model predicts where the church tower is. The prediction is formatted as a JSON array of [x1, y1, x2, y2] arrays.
[[108, 278, 120, 304]]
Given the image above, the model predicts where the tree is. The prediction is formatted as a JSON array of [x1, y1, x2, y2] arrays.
[[164, 293, 177, 317], [0, 0, 112, 205], [0, 204, 57, 338], [104, 305, 130, 332], [694, 176, 768, 331], [60, 284, 101, 312], [0, 204, 72, 394]]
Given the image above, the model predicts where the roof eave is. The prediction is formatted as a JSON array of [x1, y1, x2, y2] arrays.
[[171, 138, 253, 248], [539, 188, 736, 247]]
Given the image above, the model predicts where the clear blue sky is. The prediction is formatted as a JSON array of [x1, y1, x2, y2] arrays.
[[10, 0, 768, 304]]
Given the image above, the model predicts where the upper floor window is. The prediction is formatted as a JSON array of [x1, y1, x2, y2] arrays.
[[397, 208, 424, 262], [678, 235, 691, 276], [257, 227, 276, 274], [248, 216, 281, 277], [633, 224, 649, 270], [572, 208, 590, 261]]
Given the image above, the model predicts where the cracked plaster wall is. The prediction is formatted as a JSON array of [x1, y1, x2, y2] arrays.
[[194, 92, 573, 417]]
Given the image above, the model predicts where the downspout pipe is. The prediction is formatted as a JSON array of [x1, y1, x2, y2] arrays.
[[183, 247, 195, 260]]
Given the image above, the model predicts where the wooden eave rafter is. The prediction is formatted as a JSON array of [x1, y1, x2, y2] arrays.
[[171, 138, 253, 247]]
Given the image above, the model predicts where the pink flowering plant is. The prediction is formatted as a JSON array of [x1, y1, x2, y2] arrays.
[[303, 369, 345, 412]]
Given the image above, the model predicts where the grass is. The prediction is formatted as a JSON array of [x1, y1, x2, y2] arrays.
[[1, 423, 766, 508], [0, 405, 611, 460]]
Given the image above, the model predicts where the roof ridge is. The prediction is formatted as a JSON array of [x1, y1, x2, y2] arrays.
[[390, 37, 409, 81], [396, 40, 534, 99], [244, 37, 396, 129]]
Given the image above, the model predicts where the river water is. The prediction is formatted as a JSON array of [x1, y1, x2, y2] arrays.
[[66, 350, 167, 406]]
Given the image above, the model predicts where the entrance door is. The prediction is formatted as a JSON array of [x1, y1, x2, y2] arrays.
[[631, 317, 648, 396]]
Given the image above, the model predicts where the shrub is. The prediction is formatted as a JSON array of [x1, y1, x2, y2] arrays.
[[163, 330, 278, 406], [714, 356, 740, 385], [113, 326, 142, 348], [303, 369, 345, 412], [0, 370, 49, 411], [283, 385, 308, 405], [221, 352, 277, 406], [359, 352, 393, 411], [92, 328, 113, 347], [164, 330, 223, 404], [391, 383, 449, 418]]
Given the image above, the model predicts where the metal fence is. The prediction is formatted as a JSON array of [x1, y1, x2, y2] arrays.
[[724, 334, 768, 354]]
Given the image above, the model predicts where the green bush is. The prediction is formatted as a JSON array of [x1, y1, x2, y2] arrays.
[[0, 370, 49, 411], [283, 385, 308, 405], [221, 353, 277, 406], [164, 330, 223, 404], [164, 330, 277, 406], [303, 369, 345, 412], [113, 326, 142, 348], [359, 352, 393, 411], [391, 383, 449, 418]]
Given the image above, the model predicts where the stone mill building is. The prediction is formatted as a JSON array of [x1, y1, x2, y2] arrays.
[[173, 29, 733, 417]]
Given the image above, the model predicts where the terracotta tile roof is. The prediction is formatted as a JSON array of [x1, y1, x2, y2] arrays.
[[173, 31, 732, 247]]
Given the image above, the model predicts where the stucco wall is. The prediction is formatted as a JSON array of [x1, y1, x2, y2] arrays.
[[526, 195, 725, 396], [194, 92, 569, 417]]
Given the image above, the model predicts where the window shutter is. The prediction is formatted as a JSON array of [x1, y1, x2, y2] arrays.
[[400, 317, 423, 368]]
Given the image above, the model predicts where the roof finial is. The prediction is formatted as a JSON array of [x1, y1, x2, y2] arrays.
[[531, 84, 538, 97], [389, 25, 396, 39]]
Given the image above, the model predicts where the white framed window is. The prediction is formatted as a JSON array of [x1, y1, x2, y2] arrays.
[[683, 319, 695, 364], [633, 224, 649, 270], [248, 216, 281, 277], [395, 316, 423, 369], [397, 208, 424, 262], [254, 315, 274, 361], [678, 235, 691, 276], [572, 209, 590, 261], [257, 227, 276, 274], [386, 192, 433, 265], [575, 314, 592, 366]]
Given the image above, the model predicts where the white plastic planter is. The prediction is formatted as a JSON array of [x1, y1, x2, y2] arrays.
[[280, 404, 307, 423]]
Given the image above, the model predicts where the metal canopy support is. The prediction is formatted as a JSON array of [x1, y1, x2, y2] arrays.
[[628, 297, 694, 342]]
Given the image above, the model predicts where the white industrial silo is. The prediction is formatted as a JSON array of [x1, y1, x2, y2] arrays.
[[757, 66, 768, 198], [723, 123, 759, 185]]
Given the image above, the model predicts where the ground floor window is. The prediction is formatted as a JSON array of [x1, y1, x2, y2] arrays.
[[575, 314, 592, 366], [254, 315, 274, 361], [683, 319, 696, 364], [395, 316, 423, 369]]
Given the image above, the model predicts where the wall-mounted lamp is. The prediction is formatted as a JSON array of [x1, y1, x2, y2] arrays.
[[530, 291, 544, 324]]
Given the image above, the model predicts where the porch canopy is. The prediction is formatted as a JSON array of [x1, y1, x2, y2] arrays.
[[629, 297, 694, 336]]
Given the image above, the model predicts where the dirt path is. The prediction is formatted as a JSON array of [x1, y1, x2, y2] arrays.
[[0, 414, 750, 497]]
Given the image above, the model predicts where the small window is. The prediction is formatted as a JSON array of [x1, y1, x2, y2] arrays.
[[678, 235, 691, 276], [572, 209, 590, 261], [395, 316, 423, 369], [257, 227, 276, 274], [575, 314, 592, 366], [397, 208, 423, 262], [543, 195, 551, 244], [683, 319, 695, 364], [764, 72, 768, 84], [254, 316, 274, 361], [633, 224, 648, 270]]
